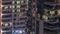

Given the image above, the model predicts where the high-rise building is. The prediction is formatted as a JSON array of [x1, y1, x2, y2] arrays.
[[1, 0, 29, 34], [37, 0, 60, 34], [0, 0, 60, 34], [0, 0, 37, 34]]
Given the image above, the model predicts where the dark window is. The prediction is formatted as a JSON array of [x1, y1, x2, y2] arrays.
[[13, 18, 16, 21], [2, 19, 12, 22], [2, 10, 12, 14], [21, 4, 26, 8], [2, 15, 12, 18], [20, 18, 26, 20], [2, 27, 12, 30]]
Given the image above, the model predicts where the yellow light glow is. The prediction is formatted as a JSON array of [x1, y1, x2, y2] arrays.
[[25, 8, 28, 10], [12, 5, 15, 8], [17, 9, 20, 12], [58, 9, 60, 15], [10, 5, 15, 8], [16, 5, 20, 9], [5, 23, 8, 27], [42, 15, 48, 21], [50, 11, 55, 15], [21, 1, 24, 4], [10, 23, 12, 26], [17, 1, 20, 4], [4, 6, 8, 9]]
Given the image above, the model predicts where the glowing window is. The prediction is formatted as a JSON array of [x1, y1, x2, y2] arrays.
[[4, 6, 8, 9], [21, 1, 24, 4], [42, 15, 48, 20], [16, 1, 20, 4], [58, 9, 60, 15], [19, 13, 26, 16], [10, 23, 12, 26], [25, 8, 28, 10], [16, 5, 20, 9], [17, 9, 20, 12], [50, 11, 55, 15], [11, 5, 15, 8], [5, 23, 8, 27]]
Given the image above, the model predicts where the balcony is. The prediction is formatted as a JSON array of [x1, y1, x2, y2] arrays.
[[2, 27, 12, 31], [2, 14, 12, 18], [2, 23, 12, 28], [2, 19, 12, 22], [2, 10, 12, 14], [44, 22, 60, 30], [44, 25, 59, 30]]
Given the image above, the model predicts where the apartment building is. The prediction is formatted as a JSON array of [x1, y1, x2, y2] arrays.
[[1, 0, 29, 34], [0, 0, 60, 34], [37, 0, 60, 34]]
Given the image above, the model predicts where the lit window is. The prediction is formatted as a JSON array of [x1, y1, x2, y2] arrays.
[[5, 23, 8, 27], [11, 5, 15, 8], [17, 9, 20, 12], [25, 8, 28, 10], [16, 5, 20, 9], [16, 1, 20, 4], [10, 23, 12, 26], [10, 5, 11, 8], [4, 6, 8, 9], [21, 1, 24, 4], [20, 13, 25, 16], [42, 15, 48, 21], [58, 9, 60, 15], [21, 13, 25, 16], [50, 11, 55, 15]]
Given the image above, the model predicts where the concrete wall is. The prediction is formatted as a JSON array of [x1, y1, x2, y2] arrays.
[[39, 20, 44, 34]]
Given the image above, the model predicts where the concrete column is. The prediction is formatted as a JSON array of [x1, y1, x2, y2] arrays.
[[39, 20, 44, 34], [0, 0, 2, 34]]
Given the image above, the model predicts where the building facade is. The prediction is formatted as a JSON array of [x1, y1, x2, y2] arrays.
[[0, 0, 60, 34], [1, 0, 29, 34]]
